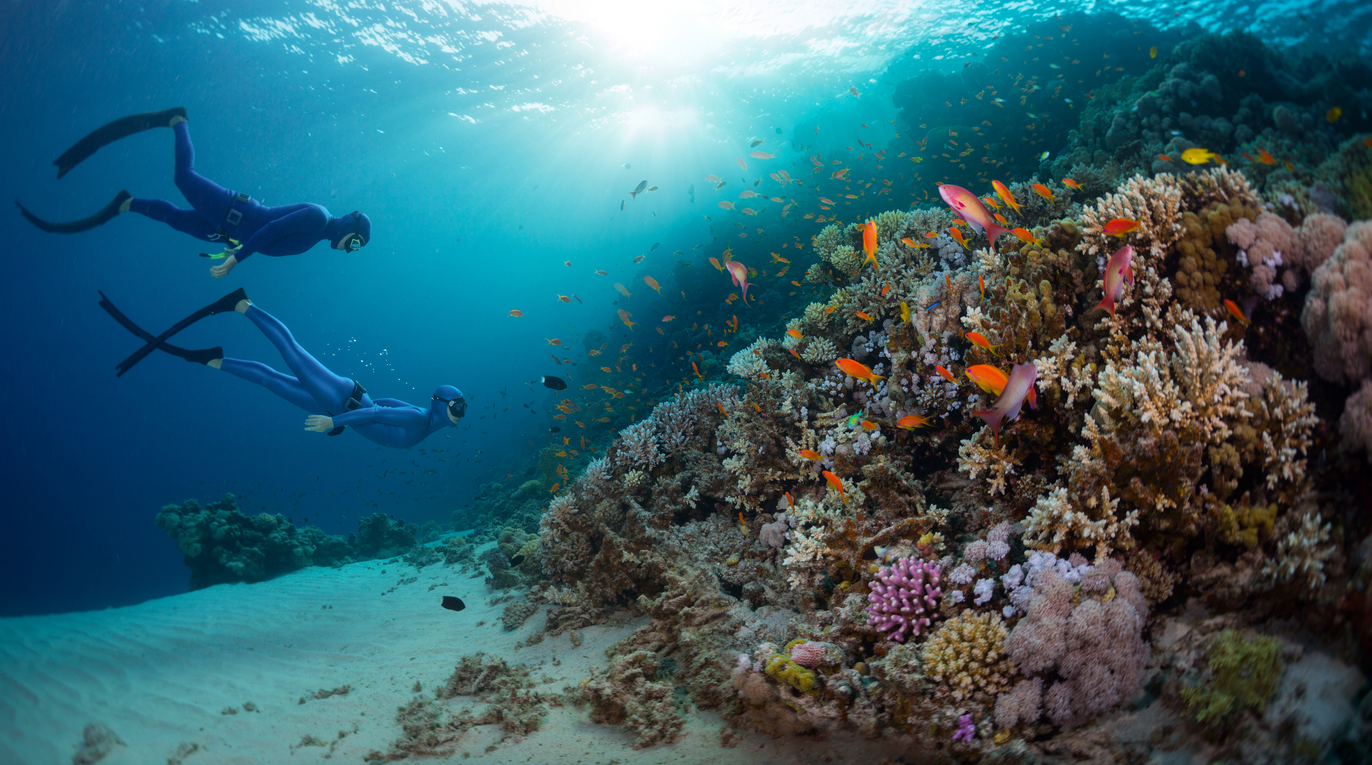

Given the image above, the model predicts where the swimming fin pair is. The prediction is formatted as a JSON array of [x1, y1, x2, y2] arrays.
[[16, 107, 186, 234], [100, 288, 245, 376]]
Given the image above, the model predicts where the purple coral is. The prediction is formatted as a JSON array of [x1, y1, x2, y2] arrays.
[[953, 714, 975, 742], [866, 557, 942, 642]]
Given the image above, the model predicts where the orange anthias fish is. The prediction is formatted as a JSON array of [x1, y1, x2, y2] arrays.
[[862, 219, 879, 269], [948, 226, 970, 249], [709, 256, 724, 271], [940, 184, 1011, 255], [1095, 245, 1136, 318], [787, 328, 803, 338], [897, 414, 933, 429], [644, 276, 661, 293], [618, 309, 637, 330], [964, 364, 1009, 396], [798, 449, 822, 460], [822, 470, 848, 504], [1224, 298, 1250, 325], [965, 331, 1001, 355], [856, 311, 873, 322], [614, 282, 633, 298], [725, 260, 753, 306], [935, 365, 958, 384], [1102, 218, 1141, 237], [835, 358, 884, 387], [693, 361, 703, 379], [978, 274, 986, 302], [972, 362, 1038, 444], [547, 338, 562, 346], [859, 420, 879, 431], [1062, 178, 1082, 189], [1031, 183, 1055, 202], [992, 180, 1024, 214], [1011, 227, 1041, 246], [901, 237, 929, 249], [1256, 149, 1276, 165], [662, 315, 675, 322], [508, 309, 524, 317]]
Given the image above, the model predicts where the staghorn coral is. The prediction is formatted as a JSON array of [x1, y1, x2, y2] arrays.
[[1263, 512, 1336, 589], [1303, 221, 1372, 384], [920, 611, 1015, 710]]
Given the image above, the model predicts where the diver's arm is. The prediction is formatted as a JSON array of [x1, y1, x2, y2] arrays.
[[233, 206, 328, 262], [329, 405, 429, 429], [369, 397, 411, 407]]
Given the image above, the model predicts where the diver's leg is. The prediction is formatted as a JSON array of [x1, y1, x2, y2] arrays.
[[240, 304, 354, 408], [170, 122, 233, 221], [218, 359, 328, 414], [125, 198, 221, 241]]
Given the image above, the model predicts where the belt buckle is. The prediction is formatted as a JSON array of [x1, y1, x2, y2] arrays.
[[226, 209, 243, 227], [234, 192, 251, 203]]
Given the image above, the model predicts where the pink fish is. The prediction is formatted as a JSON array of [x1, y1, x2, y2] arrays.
[[938, 184, 1012, 255], [1095, 245, 1136, 318], [972, 362, 1037, 444], [725, 260, 752, 307]]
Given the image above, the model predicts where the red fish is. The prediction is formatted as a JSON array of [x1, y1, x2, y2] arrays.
[[897, 414, 933, 429], [725, 260, 753, 306], [1062, 178, 1082, 189], [940, 184, 1011, 255], [1102, 218, 1141, 236], [972, 362, 1038, 444], [964, 364, 1009, 396], [936, 365, 958, 384], [1031, 183, 1055, 202], [992, 180, 1023, 214], [1095, 245, 1136, 318], [965, 331, 1001, 355], [1224, 298, 1250, 325]]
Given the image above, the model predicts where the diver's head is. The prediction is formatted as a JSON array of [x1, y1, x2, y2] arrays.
[[330, 211, 372, 252], [432, 385, 467, 425]]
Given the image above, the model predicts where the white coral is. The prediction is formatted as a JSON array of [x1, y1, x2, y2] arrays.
[[1263, 513, 1334, 589]]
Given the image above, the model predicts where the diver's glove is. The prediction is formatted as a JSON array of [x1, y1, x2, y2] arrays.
[[199, 245, 242, 260]]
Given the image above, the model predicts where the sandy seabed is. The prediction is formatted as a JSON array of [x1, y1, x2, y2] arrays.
[[0, 555, 912, 765]]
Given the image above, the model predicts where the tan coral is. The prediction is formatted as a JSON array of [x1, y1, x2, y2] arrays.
[[920, 611, 1015, 709]]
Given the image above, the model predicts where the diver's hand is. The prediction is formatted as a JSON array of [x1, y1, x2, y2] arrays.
[[210, 253, 239, 279], [305, 415, 334, 433]]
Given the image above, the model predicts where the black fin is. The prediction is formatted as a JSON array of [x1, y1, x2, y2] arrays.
[[326, 426, 346, 436], [98, 291, 222, 371], [54, 107, 187, 178], [111, 288, 245, 377], [16, 190, 131, 234]]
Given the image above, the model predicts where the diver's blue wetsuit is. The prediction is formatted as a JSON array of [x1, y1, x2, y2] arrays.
[[127, 122, 367, 260], [222, 305, 459, 449]]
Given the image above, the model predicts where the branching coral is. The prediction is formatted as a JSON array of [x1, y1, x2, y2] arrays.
[[866, 557, 942, 642], [920, 611, 1014, 710]]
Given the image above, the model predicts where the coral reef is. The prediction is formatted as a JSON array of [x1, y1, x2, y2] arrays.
[[1180, 628, 1285, 725], [1303, 221, 1372, 384]]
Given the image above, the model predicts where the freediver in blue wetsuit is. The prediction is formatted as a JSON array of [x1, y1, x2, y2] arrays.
[[98, 289, 466, 449], [16, 107, 370, 279]]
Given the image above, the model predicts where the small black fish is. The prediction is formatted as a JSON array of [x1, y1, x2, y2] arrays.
[[549, 426, 561, 433], [441, 596, 466, 612], [542, 376, 568, 391], [620, 200, 625, 210], [510, 553, 526, 566]]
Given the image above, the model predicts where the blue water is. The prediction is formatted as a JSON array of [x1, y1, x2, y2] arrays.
[[0, 0, 1365, 616]]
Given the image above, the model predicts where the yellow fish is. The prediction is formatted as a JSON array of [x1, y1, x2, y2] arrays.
[[1181, 147, 1218, 165]]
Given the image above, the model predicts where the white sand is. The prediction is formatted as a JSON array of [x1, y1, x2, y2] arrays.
[[0, 556, 898, 765]]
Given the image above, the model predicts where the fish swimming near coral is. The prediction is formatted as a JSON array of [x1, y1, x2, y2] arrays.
[[618, 308, 636, 329], [897, 414, 933, 429], [971, 362, 1037, 444], [1031, 183, 1055, 202], [1094, 244, 1136, 318], [822, 470, 848, 503], [862, 219, 879, 270], [992, 180, 1023, 214], [1102, 218, 1141, 237], [541, 376, 567, 391], [964, 331, 1000, 355], [964, 364, 1008, 396], [835, 358, 883, 388], [1181, 148, 1219, 165], [939, 184, 1011, 255]]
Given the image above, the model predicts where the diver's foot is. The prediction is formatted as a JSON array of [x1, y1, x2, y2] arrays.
[[168, 107, 187, 127], [235, 299, 251, 314], [207, 358, 223, 370], [118, 196, 132, 214]]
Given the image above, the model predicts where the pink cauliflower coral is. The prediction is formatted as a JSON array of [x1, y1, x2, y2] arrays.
[[1340, 379, 1372, 464], [866, 557, 941, 642], [1303, 221, 1372, 384]]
